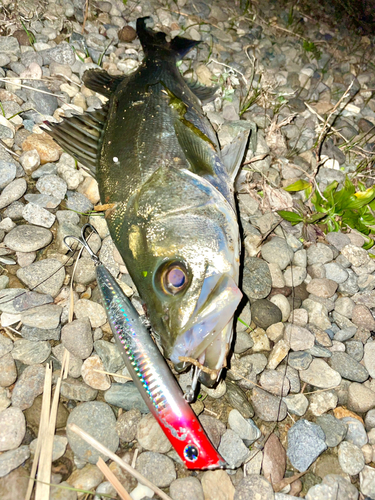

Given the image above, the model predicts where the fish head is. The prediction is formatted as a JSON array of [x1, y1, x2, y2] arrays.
[[120, 168, 242, 383]]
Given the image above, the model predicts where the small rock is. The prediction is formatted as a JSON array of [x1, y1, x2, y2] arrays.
[[116, 408, 141, 443], [17, 258, 64, 297], [11, 339, 51, 365], [316, 414, 346, 447], [170, 476, 204, 500], [283, 393, 309, 416], [342, 416, 368, 447], [328, 352, 369, 382], [0, 446, 30, 478], [347, 382, 375, 413], [307, 243, 333, 265], [351, 305, 375, 330], [225, 381, 254, 418], [338, 441, 365, 475], [341, 245, 369, 267], [61, 377, 98, 401], [234, 475, 274, 500], [81, 355, 110, 391], [269, 294, 290, 321], [228, 410, 261, 444], [74, 299, 107, 328], [136, 452, 176, 488], [242, 257, 272, 299], [0, 161, 16, 190], [66, 401, 119, 464], [19, 149, 40, 175], [118, 25, 137, 42], [251, 299, 282, 329], [309, 391, 338, 417], [300, 358, 341, 389], [11, 364, 45, 410], [61, 318, 93, 359], [199, 414, 226, 449], [263, 433, 286, 487], [22, 132, 62, 164], [284, 324, 315, 351], [306, 278, 338, 298], [66, 463, 104, 496], [22, 203, 56, 228], [21, 304, 62, 329], [0, 178, 27, 210], [364, 342, 375, 378], [287, 419, 327, 472], [261, 237, 294, 270], [104, 383, 149, 413], [260, 369, 290, 396], [136, 413, 172, 453], [360, 465, 375, 498], [0, 407, 26, 451], [218, 429, 250, 468], [306, 474, 359, 500], [251, 387, 287, 421], [94, 339, 124, 373]]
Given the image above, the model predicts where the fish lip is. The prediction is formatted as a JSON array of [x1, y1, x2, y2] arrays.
[[169, 273, 242, 366]]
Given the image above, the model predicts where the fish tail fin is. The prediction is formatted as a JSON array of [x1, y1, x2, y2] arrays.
[[136, 16, 199, 60]]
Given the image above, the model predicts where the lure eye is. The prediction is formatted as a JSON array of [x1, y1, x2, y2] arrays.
[[183, 444, 199, 462], [159, 262, 189, 295]]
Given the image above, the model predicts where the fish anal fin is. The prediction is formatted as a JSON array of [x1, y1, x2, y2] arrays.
[[82, 69, 125, 97], [174, 119, 216, 177], [43, 104, 109, 177], [185, 80, 219, 104], [221, 129, 252, 181]]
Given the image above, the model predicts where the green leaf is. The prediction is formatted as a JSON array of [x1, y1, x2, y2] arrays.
[[306, 212, 327, 224], [283, 180, 311, 192], [277, 210, 304, 224]]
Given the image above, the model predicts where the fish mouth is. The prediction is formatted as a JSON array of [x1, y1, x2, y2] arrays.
[[169, 273, 242, 377]]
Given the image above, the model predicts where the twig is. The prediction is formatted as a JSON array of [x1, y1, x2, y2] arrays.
[[68, 424, 173, 500], [93, 368, 132, 381], [207, 58, 248, 85], [131, 448, 138, 469], [96, 457, 132, 500], [82, 0, 89, 34]]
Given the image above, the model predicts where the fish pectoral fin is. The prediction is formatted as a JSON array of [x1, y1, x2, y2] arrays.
[[43, 104, 109, 177], [221, 129, 251, 181], [174, 118, 216, 177], [82, 69, 125, 97], [184, 80, 219, 104]]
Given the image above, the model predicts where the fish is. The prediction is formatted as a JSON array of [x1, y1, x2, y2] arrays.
[[65, 224, 226, 470], [45, 17, 249, 388]]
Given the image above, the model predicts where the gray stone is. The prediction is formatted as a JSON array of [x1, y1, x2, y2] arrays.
[[338, 441, 365, 475], [116, 408, 141, 443], [11, 364, 45, 410], [284, 324, 315, 351], [307, 243, 334, 265], [324, 262, 349, 284], [16, 258, 64, 298], [40, 43, 75, 65], [259, 369, 290, 396], [21, 304, 62, 329], [300, 358, 341, 388], [348, 381, 375, 413], [0, 178, 26, 210], [242, 257, 272, 300], [283, 393, 309, 416], [228, 410, 261, 444], [287, 419, 327, 472], [0, 446, 30, 478], [11, 339, 51, 365], [66, 190, 93, 213], [94, 339, 124, 372], [288, 351, 313, 370], [364, 342, 375, 378], [234, 475, 274, 500], [199, 414, 226, 449], [136, 413, 172, 453], [328, 352, 369, 382], [104, 383, 149, 413], [22, 203, 56, 228], [225, 381, 254, 418], [0, 407, 25, 452], [136, 452, 176, 488], [12, 291, 53, 312], [36, 174, 67, 199], [75, 299, 107, 328], [306, 474, 359, 500], [360, 465, 375, 498], [334, 296, 355, 318], [342, 417, 368, 447], [346, 340, 364, 362], [326, 232, 351, 251], [170, 477, 204, 500], [4, 225, 52, 253], [251, 387, 287, 421], [341, 245, 369, 267], [218, 429, 250, 468], [66, 401, 119, 464], [61, 318, 93, 359], [21, 324, 60, 341], [0, 161, 16, 189], [316, 414, 346, 447], [0, 353, 17, 387], [250, 299, 282, 329], [261, 237, 294, 270], [60, 378, 98, 401]]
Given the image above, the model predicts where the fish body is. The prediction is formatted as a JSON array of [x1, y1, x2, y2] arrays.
[[46, 18, 249, 385], [94, 257, 225, 469]]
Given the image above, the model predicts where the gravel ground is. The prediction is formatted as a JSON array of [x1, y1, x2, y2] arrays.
[[0, 0, 375, 499]]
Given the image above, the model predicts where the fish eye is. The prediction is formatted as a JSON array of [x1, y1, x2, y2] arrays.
[[159, 261, 189, 295], [183, 444, 199, 462]]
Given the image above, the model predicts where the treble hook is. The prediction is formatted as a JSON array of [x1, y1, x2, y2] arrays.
[[184, 364, 201, 403], [63, 223, 100, 264]]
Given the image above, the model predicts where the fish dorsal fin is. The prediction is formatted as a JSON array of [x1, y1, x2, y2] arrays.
[[82, 69, 125, 97], [221, 129, 251, 181], [43, 104, 108, 177], [185, 80, 219, 104], [174, 118, 216, 177]]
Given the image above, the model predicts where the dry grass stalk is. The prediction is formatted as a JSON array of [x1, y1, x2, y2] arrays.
[[93, 368, 132, 381], [25, 363, 52, 500], [68, 423, 173, 500], [96, 457, 133, 500]]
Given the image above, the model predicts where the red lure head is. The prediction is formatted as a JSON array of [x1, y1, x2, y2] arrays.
[[158, 408, 226, 470]]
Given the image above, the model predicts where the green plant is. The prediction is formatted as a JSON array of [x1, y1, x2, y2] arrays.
[[278, 177, 375, 248], [20, 19, 36, 47], [302, 40, 322, 61]]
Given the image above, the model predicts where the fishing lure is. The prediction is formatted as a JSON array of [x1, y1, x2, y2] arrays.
[[65, 225, 226, 470]]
